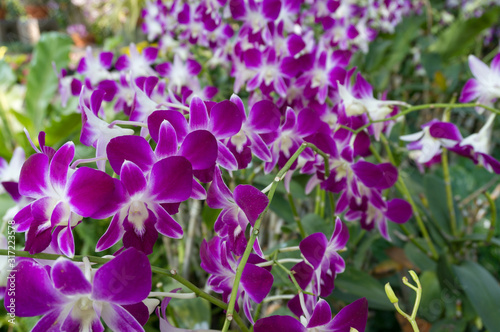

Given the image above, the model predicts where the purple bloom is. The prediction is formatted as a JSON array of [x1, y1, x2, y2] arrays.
[[77, 47, 114, 86], [291, 217, 348, 297], [4, 248, 152, 331], [13, 138, 124, 257], [254, 296, 368, 332], [459, 54, 500, 112], [400, 119, 462, 164], [97, 155, 193, 254], [116, 44, 158, 78], [200, 236, 273, 323], [207, 167, 269, 255]]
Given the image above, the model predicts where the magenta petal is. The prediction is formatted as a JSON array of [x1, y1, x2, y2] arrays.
[[115, 54, 130, 71], [351, 160, 383, 188], [100, 303, 145, 332], [67, 167, 120, 218], [327, 297, 368, 332], [230, 0, 246, 19], [459, 79, 480, 103], [149, 156, 192, 203], [19, 153, 50, 198], [209, 100, 243, 139], [32, 309, 63, 331], [92, 248, 151, 304], [307, 299, 332, 328], [241, 264, 273, 303], [148, 110, 188, 143], [143, 47, 158, 63], [429, 122, 462, 141], [262, 0, 281, 19], [57, 223, 75, 257], [248, 132, 272, 162], [217, 142, 238, 171], [155, 120, 178, 159], [52, 258, 92, 295], [191, 179, 207, 200], [255, 316, 306, 332], [107, 135, 156, 174], [206, 167, 233, 209], [49, 142, 75, 192], [297, 108, 321, 136], [375, 163, 398, 189], [97, 214, 125, 251], [186, 58, 202, 75], [248, 100, 281, 133], [122, 302, 150, 326], [4, 260, 67, 316], [233, 185, 268, 226], [290, 261, 314, 290], [120, 161, 147, 197], [189, 96, 209, 131], [386, 198, 412, 224], [179, 130, 218, 170], [151, 203, 183, 239], [300, 232, 327, 269]]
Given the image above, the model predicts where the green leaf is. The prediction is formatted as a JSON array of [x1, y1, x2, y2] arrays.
[[454, 261, 500, 332], [169, 295, 211, 329], [419, 271, 443, 322], [25, 32, 72, 133], [0, 60, 16, 88], [429, 318, 467, 332], [429, 8, 500, 58], [332, 266, 394, 311]]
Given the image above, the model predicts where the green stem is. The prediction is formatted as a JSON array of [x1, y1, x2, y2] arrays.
[[288, 193, 306, 238], [338, 103, 500, 135], [442, 148, 457, 236], [221, 143, 309, 332], [485, 192, 497, 243]]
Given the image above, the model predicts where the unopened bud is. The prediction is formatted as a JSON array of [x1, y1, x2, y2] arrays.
[[385, 283, 398, 304]]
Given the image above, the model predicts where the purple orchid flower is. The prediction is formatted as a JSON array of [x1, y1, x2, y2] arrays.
[[96, 154, 193, 254], [79, 88, 135, 170], [224, 95, 281, 168], [459, 53, 500, 112], [4, 248, 152, 331], [200, 236, 273, 323], [254, 295, 368, 332], [449, 114, 500, 174], [229, 0, 281, 43], [207, 167, 269, 256], [13, 139, 124, 257], [0, 146, 25, 196], [116, 44, 159, 78], [291, 217, 348, 297], [156, 55, 203, 92], [77, 47, 114, 87], [400, 119, 463, 165]]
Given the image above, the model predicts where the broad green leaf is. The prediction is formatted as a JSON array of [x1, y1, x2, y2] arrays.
[[25, 32, 72, 133], [429, 7, 500, 58], [169, 294, 211, 329], [404, 241, 436, 272], [454, 261, 500, 332], [429, 318, 467, 332], [419, 271, 443, 322], [332, 266, 394, 311], [0, 60, 16, 88], [301, 213, 332, 237], [201, 204, 221, 229]]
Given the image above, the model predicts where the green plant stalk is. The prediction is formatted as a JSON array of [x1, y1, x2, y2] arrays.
[[394, 303, 420, 332], [337, 103, 500, 135], [386, 271, 422, 332], [0, 249, 249, 332], [221, 143, 308, 332], [441, 148, 458, 236], [274, 260, 314, 296], [288, 193, 306, 238], [370, 142, 438, 260], [314, 185, 322, 215], [485, 192, 497, 243], [441, 103, 458, 237]]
